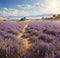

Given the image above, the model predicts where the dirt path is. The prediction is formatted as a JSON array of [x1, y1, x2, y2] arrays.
[[17, 22, 29, 38], [17, 20, 32, 53], [17, 20, 30, 38]]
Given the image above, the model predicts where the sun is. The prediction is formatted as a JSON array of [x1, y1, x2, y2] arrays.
[[51, 0, 58, 9], [46, 0, 60, 14]]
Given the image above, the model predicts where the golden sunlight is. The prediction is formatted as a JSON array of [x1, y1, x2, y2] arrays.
[[46, 0, 60, 14], [51, 0, 59, 9]]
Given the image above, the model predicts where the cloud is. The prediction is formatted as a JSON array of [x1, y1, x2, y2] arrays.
[[1, 7, 42, 17], [18, 10, 30, 16], [2, 8, 19, 16], [35, 3, 46, 9], [2, 8, 8, 15], [1, 8, 30, 16], [35, 3, 47, 14], [17, 4, 32, 9], [30, 10, 40, 16]]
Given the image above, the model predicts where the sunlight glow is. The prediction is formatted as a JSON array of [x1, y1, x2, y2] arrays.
[[46, 0, 60, 14], [51, 0, 58, 9]]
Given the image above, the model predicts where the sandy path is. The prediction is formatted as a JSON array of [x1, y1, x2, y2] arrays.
[[17, 22, 29, 38], [17, 20, 32, 52]]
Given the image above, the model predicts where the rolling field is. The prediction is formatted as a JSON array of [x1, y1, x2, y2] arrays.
[[0, 21, 60, 58]]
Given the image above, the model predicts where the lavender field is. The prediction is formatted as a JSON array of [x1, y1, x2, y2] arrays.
[[0, 21, 60, 58]]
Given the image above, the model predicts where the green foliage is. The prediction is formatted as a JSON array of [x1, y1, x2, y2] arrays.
[[52, 14, 60, 18], [53, 14, 56, 18], [20, 17, 26, 21], [42, 17, 44, 19], [57, 14, 60, 18]]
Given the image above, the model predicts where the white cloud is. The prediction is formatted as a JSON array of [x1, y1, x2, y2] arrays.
[[1, 7, 42, 16], [30, 10, 40, 16], [35, 3, 45, 9], [18, 10, 30, 16], [17, 4, 32, 9], [1, 8, 30, 16], [2, 8, 8, 15], [2, 8, 19, 16], [9, 8, 19, 16], [35, 3, 47, 14]]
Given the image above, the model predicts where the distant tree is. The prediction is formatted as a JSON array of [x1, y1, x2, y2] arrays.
[[20, 17, 26, 21], [20, 18, 24, 21], [57, 14, 60, 18], [3, 20, 6, 21], [53, 14, 56, 18], [42, 17, 44, 19], [24, 17, 26, 20], [52, 14, 60, 19]]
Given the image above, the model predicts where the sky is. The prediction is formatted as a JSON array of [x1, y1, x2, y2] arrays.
[[0, 0, 60, 17]]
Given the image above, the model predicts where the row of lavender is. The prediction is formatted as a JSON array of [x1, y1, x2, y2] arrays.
[[0, 21, 60, 58], [0, 21, 27, 58], [22, 21, 60, 58], [0, 21, 26, 39]]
